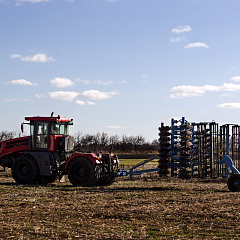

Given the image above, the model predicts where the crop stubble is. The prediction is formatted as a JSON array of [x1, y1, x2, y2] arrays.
[[0, 170, 239, 239]]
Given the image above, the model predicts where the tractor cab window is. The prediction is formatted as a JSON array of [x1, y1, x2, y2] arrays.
[[30, 122, 48, 150], [50, 122, 69, 135]]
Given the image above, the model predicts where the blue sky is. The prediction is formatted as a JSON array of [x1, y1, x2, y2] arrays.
[[1, 0, 240, 141]]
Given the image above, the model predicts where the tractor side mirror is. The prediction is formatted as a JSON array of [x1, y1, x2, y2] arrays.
[[21, 123, 24, 133]]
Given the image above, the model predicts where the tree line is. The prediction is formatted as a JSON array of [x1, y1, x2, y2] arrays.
[[0, 131, 21, 141], [0, 130, 159, 153], [74, 132, 158, 153]]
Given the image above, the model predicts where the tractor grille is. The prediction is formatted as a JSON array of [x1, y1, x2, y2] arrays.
[[5, 138, 29, 149]]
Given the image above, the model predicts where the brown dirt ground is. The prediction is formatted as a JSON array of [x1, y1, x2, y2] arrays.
[[0, 169, 239, 239]]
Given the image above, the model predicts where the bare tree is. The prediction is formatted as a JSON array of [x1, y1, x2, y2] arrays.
[[109, 135, 120, 150], [0, 131, 21, 141], [74, 131, 82, 144], [100, 132, 109, 151]]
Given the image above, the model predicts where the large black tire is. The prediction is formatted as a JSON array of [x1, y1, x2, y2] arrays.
[[227, 174, 240, 192], [12, 155, 39, 184], [67, 157, 97, 187]]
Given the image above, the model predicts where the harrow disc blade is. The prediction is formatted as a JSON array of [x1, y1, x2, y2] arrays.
[[159, 132, 171, 137], [181, 135, 192, 140], [158, 126, 171, 131], [179, 170, 191, 179], [159, 142, 171, 147], [180, 141, 193, 147], [159, 154, 170, 159], [158, 136, 171, 142], [179, 161, 191, 168], [158, 159, 170, 165], [180, 124, 193, 129], [159, 147, 171, 152], [179, 156, 192, 161], [179, 152, 191, 158]]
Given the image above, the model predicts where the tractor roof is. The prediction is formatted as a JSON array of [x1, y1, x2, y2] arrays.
[[25, 115, 72, 123]]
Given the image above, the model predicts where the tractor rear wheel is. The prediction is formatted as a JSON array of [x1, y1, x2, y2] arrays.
[[67, 157, 97, 187], [227, 174, 240, 192], [12, 155, 39, 184]]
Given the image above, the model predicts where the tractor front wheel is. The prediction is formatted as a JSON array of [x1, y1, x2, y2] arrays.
[[12, 155, 39, 184], [227, 174, 240, 192], [67, 157, 97, 187]]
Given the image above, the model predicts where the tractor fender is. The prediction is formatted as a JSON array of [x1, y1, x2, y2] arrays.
[[64, 153, 100, 170], [25, 152, 55, 176]]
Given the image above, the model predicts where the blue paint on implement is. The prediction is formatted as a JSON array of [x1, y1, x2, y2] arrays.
[[220, 155, 240, 174], [117, 156, 159, 177]]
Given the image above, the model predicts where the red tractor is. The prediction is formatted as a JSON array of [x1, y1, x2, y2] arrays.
[[0, 114, 118, 186]]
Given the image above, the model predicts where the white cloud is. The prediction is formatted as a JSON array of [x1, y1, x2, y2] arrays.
[[50, 77, 74, 88], [87, 101, 97, 105], [218, 103, 240, 109], [10, 53, 55, 62], [222, 83, 240, 91], [170, 37, 186, 43], [10, 54, 21, 58], [170, 85, 207, 98], [35, 94, 48, 99], [77, 79, 92, 85], [75, 100, 86, 105], [77, 78, 113, 85], [7, 79, 37, 86], [81, 89, 118, 100], [184, 42, 209, 49], [231, 76, 240, 82], [75, 100, 97, 106], [107, 126, 125, 129], [15, 0, 72, 5], [5, 98, 32, 102], [47, 89, 118, 102], [94, 80, 114, 85], [16, 0, 50, 3], [171, 25, 192, 34], [4, 98, 17, 102], [49, 91, 79, 101], [170, 83, 240, 98]]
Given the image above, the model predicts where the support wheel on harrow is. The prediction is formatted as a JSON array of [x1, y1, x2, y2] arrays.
[[227, 174, 240, 192], [67, 157, 97, 187]]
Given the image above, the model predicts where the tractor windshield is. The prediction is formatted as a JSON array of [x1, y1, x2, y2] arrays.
[[50, 122, 69, 135]]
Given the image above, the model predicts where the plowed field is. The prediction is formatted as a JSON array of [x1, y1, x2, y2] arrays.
[[0, 169, 239, 239]]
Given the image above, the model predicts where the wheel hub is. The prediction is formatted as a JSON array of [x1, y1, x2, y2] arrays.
[[234, 180, 240, 187], [21, 165, 30, 176], [78, 167, 87, 178]]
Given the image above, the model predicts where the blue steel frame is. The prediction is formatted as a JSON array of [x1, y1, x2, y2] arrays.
[[117, 156, 159, 177]]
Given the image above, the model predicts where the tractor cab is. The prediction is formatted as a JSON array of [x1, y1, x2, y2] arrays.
[[24, 115, 74, 152]]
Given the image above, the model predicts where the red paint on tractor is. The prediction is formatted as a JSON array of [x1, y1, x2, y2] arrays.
[[48, 135, 62, 152], [0, 137, 30, 159], [65, 153, 101, 170]]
